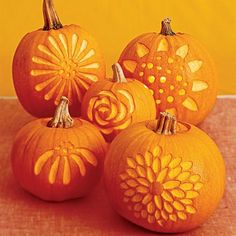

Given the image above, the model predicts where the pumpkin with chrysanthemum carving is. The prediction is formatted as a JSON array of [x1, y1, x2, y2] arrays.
[[104, 112, 225, 233]]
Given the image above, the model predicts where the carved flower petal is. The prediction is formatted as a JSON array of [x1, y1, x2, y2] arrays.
[[113, 118, 132, 130], [100, 127, 114, 135], [157, 38, 169, 52], [94, 112, 110, 126], [136, 43, 150, 58], [176, 44, 189, 59], [192, 80, 208, 92], [161, 154, 172, 169], [182, 97, 198, 111], [157, 168, 168, 183], [87, 97, 97, 121], [188, 60, 203, 73], [118, 89, 135, 114], [123, 60, 137, 73]]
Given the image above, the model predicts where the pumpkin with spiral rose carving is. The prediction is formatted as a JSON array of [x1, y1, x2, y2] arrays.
[[119, 18, 218, 125], [11, 97, 107, 202], [81, 63, 156, 142], [13, 0, 105, 117], [104, 112, 225, 233]]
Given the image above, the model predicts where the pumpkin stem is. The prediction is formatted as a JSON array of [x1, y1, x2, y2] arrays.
[[47, 96, 74, 128], [43, 0, 63, 30], [112, 63, 127, 83], [156, 112, 177, 135], [160, 18, 175, 36]]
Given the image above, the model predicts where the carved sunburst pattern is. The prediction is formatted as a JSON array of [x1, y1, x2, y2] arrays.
[[31, 33, 100, 105], [34, 141, 97, 185], [122, 39, 209, 114], [87, 89, 135, 135], [120, 146, 203, 226]]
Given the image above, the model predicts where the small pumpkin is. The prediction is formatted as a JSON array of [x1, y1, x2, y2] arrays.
[[81, 63, 156, 142], [104, 112, 225, 233], [119, 18, 218, 125], [11, 97, 107, 202], [13, 0, 105, 118]]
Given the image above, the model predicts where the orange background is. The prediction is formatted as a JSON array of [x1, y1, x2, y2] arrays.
[[0, 0, 235, 96]]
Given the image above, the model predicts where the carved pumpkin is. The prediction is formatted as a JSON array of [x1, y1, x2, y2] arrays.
[[11, 97, 107, 202], [119, 18, 217, 125], [81, 63, 156, 142], [13, 0, 105, 118], [104, 112, 225, 233]]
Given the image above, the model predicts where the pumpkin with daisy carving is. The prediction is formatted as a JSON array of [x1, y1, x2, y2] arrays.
[[119, 18, 218, 125], [11, 97, 107, 201], [13, 0, 105, 117], [104, 112, 225, 233]]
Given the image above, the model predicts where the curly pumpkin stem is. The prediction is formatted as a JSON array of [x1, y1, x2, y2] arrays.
[[43, 0, 63, 30], [112, 63, 127, 83], [47, 96, 74, 128], [156, 112, 177, 135], [160, 18, 176, 36]]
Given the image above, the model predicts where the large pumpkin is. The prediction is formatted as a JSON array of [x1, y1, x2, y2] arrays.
[[13, 0, 105, 117], [11, 97, 107, 202], [119, 18, 217, 125], [81, 63, 156, 142], [104, 112, 225, 233]]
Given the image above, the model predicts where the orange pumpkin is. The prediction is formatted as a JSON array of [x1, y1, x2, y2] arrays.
[[13, 0, 105, 118], [81, 63, 156, 142], [119, 18, 218, 125], [104, 112, 225, 233], [11, 97, 107, 202]]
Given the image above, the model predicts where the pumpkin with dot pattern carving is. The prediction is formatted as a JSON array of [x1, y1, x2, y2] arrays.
[[13, 0, 105, 118], [104, 112, 225, 233], [119, 18, 217, 125]]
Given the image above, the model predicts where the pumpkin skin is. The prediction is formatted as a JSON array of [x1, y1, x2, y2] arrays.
[[104, 113, 225, 233], [13, 0, 105, 118], [11, 98, 107, 202], [119, 18, 217, 125], [81, 63, 156, 142]]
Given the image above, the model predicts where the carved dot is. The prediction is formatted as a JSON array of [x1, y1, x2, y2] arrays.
[[139, 72, 144, 76], [148, 76, 156, 83], [167, 96, 174, 103], [159, 89, 164, 94], [166, 69, 172, 74], [141, 63, 146, 68], [160, 76, 166, 83], [149, 89, 154, 95], [157, 66, 162, 71], [183, 82, 188, 87], [156, 100, 161, 105], [180, 66, 184, 70], [59, 70, 64, 75], [178, 89, 186, 96], [157, 56, 162, 60], [147, 63, 154, 69], [176, 75, 183, 81], [170, 85, 175, 90], [168, 57, 174, 64]]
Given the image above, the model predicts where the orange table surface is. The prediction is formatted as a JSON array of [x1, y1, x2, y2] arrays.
[[0, 98, 235, 236]]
